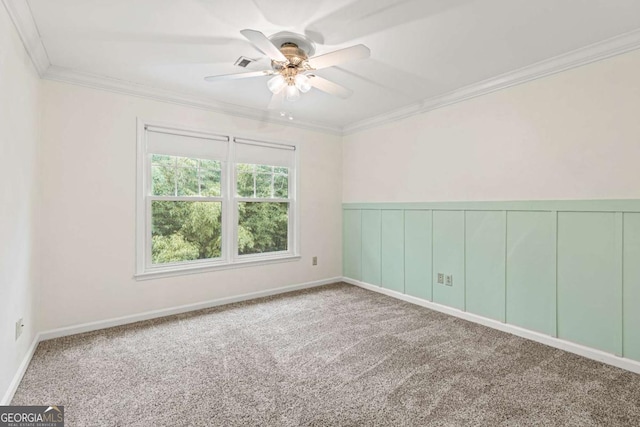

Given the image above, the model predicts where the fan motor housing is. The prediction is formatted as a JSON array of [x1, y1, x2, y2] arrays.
[[280, 43, 308, 66], [268, 31, 316, 72]]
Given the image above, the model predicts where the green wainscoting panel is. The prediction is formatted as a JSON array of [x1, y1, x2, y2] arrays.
[[465, 211, 506, 322], [343, 209, 362, 281], [381, 210, 405, 293], [433, 211, 465, 310], [404, 210, 433, 300], [624, 213, 640, 361], [361, 210, 382, 286], [506, 211, 557, 336], [343, 200, 640, 361], [557, 212, 622, 355]]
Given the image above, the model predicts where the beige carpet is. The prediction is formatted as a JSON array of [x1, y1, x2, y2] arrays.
[[12, 283, 640, 426]]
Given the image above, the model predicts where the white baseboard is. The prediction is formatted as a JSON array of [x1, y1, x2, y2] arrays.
[[1, 277, 340, 404], [1, 333, 41, 405], [343, 277, 640, 375], [40, 277, 341, 341]]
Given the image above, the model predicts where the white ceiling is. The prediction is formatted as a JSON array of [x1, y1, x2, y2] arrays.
[[25, 0, 640, 130]]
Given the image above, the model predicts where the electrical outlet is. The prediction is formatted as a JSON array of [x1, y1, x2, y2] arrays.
[[312, 256, 318, 266], [15, 318, 24, 340], [445, 275, 453, 286], [437, 273, 444, 284]]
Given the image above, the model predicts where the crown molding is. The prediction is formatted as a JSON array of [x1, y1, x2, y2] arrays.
[[2, 0, 341, 135], [5, 0, 640, 136], [343, 28, 640, 135], [43, 66, 342, 135], [2, 0, 50, 76]]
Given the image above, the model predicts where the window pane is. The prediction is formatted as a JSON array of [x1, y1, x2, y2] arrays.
[[256, 164, 273, 174], [238, 202, 288, 255], [273, 174, 288, 198], [255, 173, 272, 198], [274, 166, 288, 175], [152, 164, 175, 196], [199, 159, 220, 170], [236, 163, 289, 199], [176, 167, 198, 196], [152, 154, 173, 166], [151, 201, 222, 264], [151, 155, 222, 197], [176, 156, 198, 168], [236, 164, 255, 197], [201, 169, 221, 197]]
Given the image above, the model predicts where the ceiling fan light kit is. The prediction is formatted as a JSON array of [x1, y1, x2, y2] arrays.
[[267, 74, 286, 93], [204, 29, 370, 109], [285, 84, 301, 102], [294, 74, 312, 93]]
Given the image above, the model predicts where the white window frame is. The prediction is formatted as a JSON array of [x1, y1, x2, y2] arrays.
[[135, 119, 300, 280]]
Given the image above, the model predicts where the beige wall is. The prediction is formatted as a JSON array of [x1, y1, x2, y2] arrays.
[[343, 49, 640, 202], [0, 5, 41, 401], [37, 80, 343, 331]]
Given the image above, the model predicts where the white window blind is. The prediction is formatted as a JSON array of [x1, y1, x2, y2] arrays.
[[146, 126, 229, 161], [234, 138, 295, 168]]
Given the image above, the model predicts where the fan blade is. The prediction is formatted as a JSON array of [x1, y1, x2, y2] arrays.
[[240, 29, 287, 63], [308, 75, 353, 99], [267, 90, 285, 110], [309, 45, 370, 70], [204, 70, 273, 82]]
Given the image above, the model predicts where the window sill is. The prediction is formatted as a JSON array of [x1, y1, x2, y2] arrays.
[[134, 254, 301, 281]]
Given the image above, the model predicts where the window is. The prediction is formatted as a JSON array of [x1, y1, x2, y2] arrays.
[[136, 121, 298, 278], [234, 139, 295, 257]]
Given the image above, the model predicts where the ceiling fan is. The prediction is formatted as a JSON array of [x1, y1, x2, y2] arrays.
[[204, 29, 370, 109]]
